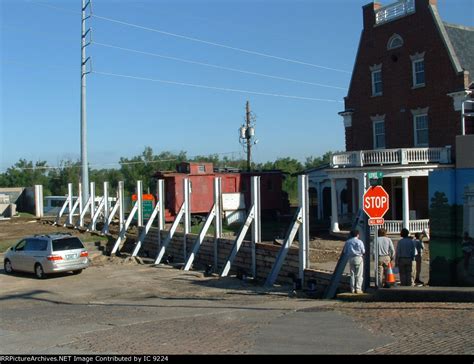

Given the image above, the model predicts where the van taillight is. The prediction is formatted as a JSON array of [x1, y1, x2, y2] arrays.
[[47, 255, 63, 261], [80, 251, 88, 257]]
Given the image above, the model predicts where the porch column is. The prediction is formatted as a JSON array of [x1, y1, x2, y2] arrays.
[[402, 176, 409, 229], [351, 179, 357, 214], [358, 173, 367, 213], [330, 178, 339, 232], [317, 182, 322, 220]]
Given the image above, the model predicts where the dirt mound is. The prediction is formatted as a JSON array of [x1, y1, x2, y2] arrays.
[[89, 255, 143, 267]]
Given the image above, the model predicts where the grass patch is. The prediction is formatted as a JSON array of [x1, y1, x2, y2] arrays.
[[18, 212, 36, 218], [190, 221, 239, 235], [0, 240, 17, 253]]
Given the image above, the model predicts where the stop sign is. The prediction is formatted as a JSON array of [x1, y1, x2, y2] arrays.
[[363, 186, 389, 219]]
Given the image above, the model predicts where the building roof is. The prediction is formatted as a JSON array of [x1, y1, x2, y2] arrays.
[[444, 23, 474, 81]]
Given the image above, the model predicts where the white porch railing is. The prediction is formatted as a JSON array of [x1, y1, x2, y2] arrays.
[[370, 219, 430, 234], [331, 147, 452, 168], [375, 0, 415, 25]]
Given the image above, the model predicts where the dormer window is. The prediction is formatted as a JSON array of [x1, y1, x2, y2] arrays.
[[387, 34, 404, 50], [370, 64, 383, 97]]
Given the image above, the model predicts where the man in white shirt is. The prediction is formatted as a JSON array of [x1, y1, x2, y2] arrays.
[[343, 229, 366, 294]]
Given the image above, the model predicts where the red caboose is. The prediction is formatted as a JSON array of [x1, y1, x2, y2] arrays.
[[153, 162, 289, 222]]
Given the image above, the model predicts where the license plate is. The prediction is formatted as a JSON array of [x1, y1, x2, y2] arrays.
[[66, 254, 78, 260]]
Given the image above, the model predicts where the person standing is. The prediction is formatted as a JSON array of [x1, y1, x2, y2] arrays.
[[343, 229, 366, 294], [377, 228, 395, 288], [396, 228, 417, 286], [414, 232, 425, 285]]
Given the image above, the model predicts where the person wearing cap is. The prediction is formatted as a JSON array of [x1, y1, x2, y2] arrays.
[[343, 229, 366, 294]]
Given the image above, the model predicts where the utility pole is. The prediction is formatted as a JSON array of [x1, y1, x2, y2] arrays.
[[239, 101, 258, 172], [80, 0, 92, 204], [245, 101, 251, 171]]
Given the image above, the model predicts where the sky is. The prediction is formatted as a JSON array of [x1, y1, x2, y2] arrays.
[[1, 0, 473, 171]]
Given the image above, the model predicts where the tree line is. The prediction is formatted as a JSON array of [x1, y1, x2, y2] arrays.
[[0, 147, 334, 200]]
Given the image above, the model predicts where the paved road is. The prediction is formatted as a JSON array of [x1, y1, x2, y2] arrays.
[[0, 263, 471, 354]]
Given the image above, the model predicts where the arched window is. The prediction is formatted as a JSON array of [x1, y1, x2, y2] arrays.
[[387, 34, 404, 50]]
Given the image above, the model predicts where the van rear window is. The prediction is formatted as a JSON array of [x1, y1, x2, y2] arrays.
[[52, 237, 84, 251]]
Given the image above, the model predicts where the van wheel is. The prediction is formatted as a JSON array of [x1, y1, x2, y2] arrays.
[[4, 259, 13, 274], [35, 264, 46, 279], [72, 269, 82, 275]]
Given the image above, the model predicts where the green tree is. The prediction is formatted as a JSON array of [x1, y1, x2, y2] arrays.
[[119, 147, 187, 194], [47, 160, 81, 195], [0, 159, 51, 194], [304, 151, 334, 169]]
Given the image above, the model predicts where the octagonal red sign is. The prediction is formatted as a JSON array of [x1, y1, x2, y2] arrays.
[[363, 186, 389, 219]]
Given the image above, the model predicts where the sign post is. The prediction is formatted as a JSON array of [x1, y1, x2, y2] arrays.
[[363, 184, 389, 288]]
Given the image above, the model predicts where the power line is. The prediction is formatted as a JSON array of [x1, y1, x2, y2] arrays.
[[4, 60, 342, 101], [1, 151, 244, 171], [93, 70, 343, 103], [91, 14, 351, 74], [2, 23, 347, 90], [93, 41, 348, 91], [26, 0, 351, 74]]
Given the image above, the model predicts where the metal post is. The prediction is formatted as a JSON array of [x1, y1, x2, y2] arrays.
[[103, 181, 109, 224], [462, 98, 466, 136], [298, 175, 309, 280], [374, 229, 379, 288], [363, 214, 370, 292], [330, 178, 339, 232], [157, 180, 165, 248], [214, 177, 222, 272], [246, 101, 251, 171], [67, 183, 74, 226], [137, 180, 143, 227], [183, 178, 191, 260], [402, 176, 409, 229], [220, 206, 256, 277], [78, 183, 83, 227], [264, 207, 303, 287], [118, 181, 124, 231], [155, 204, 185, 265], [90, 181, 95, 229], [80, 0, 91, 206], [251, 176, 261, 278], [184, 206, 216, 271], [34, 185, 43, 218]]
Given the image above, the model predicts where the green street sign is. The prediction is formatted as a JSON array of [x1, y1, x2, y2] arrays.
[[368, 172, 384, 179]]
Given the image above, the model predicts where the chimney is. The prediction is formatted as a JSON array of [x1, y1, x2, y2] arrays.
[[362, 2, 383, 29]]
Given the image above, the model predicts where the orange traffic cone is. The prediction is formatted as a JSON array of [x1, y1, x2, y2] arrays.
[[386, 262, 396, 285]]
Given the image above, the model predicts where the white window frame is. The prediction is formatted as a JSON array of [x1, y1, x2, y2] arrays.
[[410, 52, 425, 88], [370, 63, 383, 97], [411, 107, 429, 147], [371, 114, 386, 149]]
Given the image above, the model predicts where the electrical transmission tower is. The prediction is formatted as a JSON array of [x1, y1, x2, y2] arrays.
[[239, 101, 258, 171], [80, 0, 92, 204]]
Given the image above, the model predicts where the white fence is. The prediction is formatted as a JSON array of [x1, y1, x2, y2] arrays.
[[370, 219, 430, 234], [331, 147, 451, 168], [375, 0, 415, 25]]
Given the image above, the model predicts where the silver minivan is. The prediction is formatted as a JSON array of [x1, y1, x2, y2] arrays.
[[4, 234, 89, 278]]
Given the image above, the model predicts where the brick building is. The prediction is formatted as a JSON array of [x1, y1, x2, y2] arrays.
[[309, 0, 473, 233]]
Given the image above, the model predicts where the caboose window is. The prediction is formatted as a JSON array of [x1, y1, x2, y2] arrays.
[[198, 165, 205, 173]]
